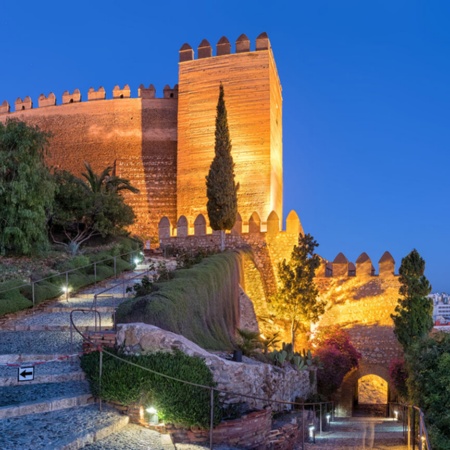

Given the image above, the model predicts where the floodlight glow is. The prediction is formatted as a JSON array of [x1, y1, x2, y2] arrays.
[[133, 258, 140, 265], [146, 406, 157, 414], [62, 286, 71, 293]]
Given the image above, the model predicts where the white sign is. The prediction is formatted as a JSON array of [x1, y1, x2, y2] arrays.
[[18, 366, 34, 382]]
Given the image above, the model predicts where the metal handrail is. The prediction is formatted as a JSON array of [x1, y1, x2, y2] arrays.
[[70, 308, 102, 352], [388, 402, 432, 449]]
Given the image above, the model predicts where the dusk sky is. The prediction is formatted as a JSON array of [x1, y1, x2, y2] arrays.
[[2, 1, 449, 292]]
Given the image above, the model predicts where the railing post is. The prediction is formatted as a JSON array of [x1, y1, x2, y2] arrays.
[[412, 407, 416, 450], [31, 281, 35, 307], [94, 262, 97, 286], [114, 256, 117, 279], [99, 350, 103, 412], [209, 388, 214, 450], [320, 403, 322, 434], [302, 404, 305, 450], [65, 271, 69, 301]]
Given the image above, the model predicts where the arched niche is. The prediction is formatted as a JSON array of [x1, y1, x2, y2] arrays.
[[194, 214, 206, 236], [176, 216, 189, 237], [248, 212, 261, 233], [158, 217, 172, 240], [231, 212, 242, 235]]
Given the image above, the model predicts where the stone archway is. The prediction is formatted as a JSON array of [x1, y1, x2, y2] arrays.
[[335, 363, 394, 417], [356, 374, 388, 416]]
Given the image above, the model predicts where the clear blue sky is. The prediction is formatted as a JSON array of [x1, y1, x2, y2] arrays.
[[2, 1, 449, 292]]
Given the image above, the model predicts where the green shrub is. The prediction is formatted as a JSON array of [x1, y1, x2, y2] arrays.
[[0, 279, 32, 315], [81, 348, 222, 428], [116, 252, 241, 350], [21, 280, 62, 304]]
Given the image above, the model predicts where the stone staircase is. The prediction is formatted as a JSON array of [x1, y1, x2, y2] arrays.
[[0, 268, 169, 450]]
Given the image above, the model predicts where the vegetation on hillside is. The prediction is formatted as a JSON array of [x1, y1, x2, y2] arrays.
[[0, 237, 140, 316], [206, 83, 239, 251], [0, 119, 56, 255], [50, 163, 138, 255], [116, 251, 241, 350]]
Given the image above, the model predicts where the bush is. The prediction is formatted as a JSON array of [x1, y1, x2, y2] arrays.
[[81, 348, 222, 428], [313, 326, 361, 398], [407, 333, 450, 449], [0, 279, 32, 315]]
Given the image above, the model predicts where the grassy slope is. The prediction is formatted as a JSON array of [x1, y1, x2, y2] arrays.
[[116, 251, 242, 350]]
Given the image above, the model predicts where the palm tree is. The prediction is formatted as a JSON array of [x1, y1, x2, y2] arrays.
[[81, 162, 139, 194]]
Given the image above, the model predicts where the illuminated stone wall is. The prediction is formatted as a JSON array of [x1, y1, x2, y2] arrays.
[[1, 33, 282, 241], [177, 33, 283, 227], [1, 86, 178, 239]]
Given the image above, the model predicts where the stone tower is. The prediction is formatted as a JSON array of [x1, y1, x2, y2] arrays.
[[176, 32, 283, 232]]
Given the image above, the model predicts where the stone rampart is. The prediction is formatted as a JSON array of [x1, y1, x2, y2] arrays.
[[1, 84, 178, 239]]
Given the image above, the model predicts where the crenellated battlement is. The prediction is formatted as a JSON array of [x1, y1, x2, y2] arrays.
[[179, 32, 271, 62], [158, 211, 397, 280], [158, 209, 302, 240], [317, 250, 396, 278], [0, 84, 178, 115]]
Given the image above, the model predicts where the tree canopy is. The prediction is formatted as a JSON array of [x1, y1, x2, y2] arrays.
[[0, 119, 55, 255], [50, 162, 138, 255], [206, 83, 238, 250], [391, 249, 433, 351], [271, 233, 325, 350]]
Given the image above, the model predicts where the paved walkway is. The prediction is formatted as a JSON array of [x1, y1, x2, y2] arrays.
[[304, 417, 407, 449]]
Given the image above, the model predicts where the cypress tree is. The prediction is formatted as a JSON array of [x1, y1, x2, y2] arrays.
[[206, 83, 238, 250], [391, 249, 433, 351]]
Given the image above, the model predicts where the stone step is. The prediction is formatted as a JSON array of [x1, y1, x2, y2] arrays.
[[0, 370, 85, 387], [9, 310, 114, 329], [0, 403, 130, 450], [0, 330, 83, 355], [45, 306, 116, 313], [0, 380, 92, 410]]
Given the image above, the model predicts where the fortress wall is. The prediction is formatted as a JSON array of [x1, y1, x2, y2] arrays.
[[177, 40, 282, 227], [1, 93, 178, 239], [269, 49, 283, 221], [315, 275, 403, 366]]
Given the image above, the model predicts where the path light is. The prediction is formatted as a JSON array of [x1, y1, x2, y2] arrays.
[[62, 285, 71, 301], [326, 413, 331, 423], [133, 257, 140, 265], [394, 410, 399, 420], [308, 425, 315, 443], [146, 406, 159, 425]]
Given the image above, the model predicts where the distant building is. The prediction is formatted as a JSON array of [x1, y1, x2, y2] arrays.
[[430, 293, 450, 328]]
